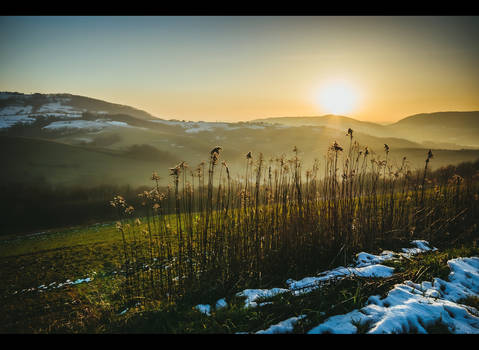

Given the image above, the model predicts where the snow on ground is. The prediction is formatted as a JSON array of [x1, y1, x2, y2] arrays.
[[355, 251, 397, 267], [42, 119, 136, 131], [236, 288, 290, 308], [402, 240, 438, 256], [35, 112, 83, 118], [0, 115, 36, 128], [37, 102, 77, 114], [256, 315, 306, 334], [287, 265, 395, 296], [196, 241, 436, 313], [195, 304, 212, 316], [43, 120, 106, 131], [0, 105, 33, 115], [150, 119, 269, 133], [308, 257, 479, 334], [285, 240, 434, 296], [105, 120, 131, 128], [12, 274, 95, 296], [193, 240, 461, 333], [216, 298, 228, 310]]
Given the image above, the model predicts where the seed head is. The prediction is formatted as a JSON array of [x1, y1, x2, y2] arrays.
[[124, 205, 135, 215], [211, 146, 222, 155], [427, 149, 433, 160], [346, 128, 353, 139], [169, 167, 180, 177], [330, 141, 343, 152], [151, 172, 161, 181]]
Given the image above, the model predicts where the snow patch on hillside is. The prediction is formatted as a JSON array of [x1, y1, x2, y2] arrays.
[[287, 265, 395, 296], [0, 105, 33, 115], [256, 315, 306, 334], [12, 274, 95, 296], [237, 288, 290, 308], [42, 119, 136, 131], [0, 115, 36, 128], [194, 240, 448, 333], [308, 257, 479, 334], [38, 102, 77, 113], [150, 119, 268, 133], [196, 240, 436, 312]]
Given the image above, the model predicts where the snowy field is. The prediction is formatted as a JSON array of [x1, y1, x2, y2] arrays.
[[149, 119, 280, 133], [308, 257, 479, 334], [0, 115, 36, 128], [194, 240, 479, 334]]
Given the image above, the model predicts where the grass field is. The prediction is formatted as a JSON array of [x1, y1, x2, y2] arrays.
[[2, 136, 479, 333], [1, 218, 477, 333]]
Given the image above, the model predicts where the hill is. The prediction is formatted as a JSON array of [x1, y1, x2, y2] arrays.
[[1, 92, 479, 187], [252, 114, 386, 136], [0, 135, 170, 187], [255, 111, 479, 149], [0, 92, 155, 122], [385, 111, 479, 147]]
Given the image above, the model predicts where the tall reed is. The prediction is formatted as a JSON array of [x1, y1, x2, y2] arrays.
[[112, 133, 479, 306]]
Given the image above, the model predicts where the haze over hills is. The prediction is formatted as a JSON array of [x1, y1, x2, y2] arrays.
[[386, 111, 479, 148], [254, 112, 479, 149], [1, 92, 479, 187], [252, 115, 386, 136]]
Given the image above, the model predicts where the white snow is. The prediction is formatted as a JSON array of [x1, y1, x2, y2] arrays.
[[308, 257, 479, 334], [195, 304, 211, 316], [106, 120, 131, 127], [72, 277, 91, 285], [215, 298, 228, 310], [355, 251, 398, 267], [43, 120, 106, 131], [287, 265, 395, 296], [0, 115, 36, 128], [150, 119, 269, 133], [402, 240, 438, 257], [42, 119, 135, 131], [195, 240, 437, 317], [0, 105, 33, 115], [37, 101, 81, 113], [236, 288, 290, 308], [35, 112, 82, 118], [256, 315, 306, 334], [34, 102, 84, 118], [12, 274, 94, 296], [188, 241, 479, 334]]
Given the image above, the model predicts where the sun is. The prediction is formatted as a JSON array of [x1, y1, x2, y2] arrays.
[[315, 80, 360, 115]]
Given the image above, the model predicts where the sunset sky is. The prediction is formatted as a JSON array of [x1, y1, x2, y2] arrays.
[[1, 16, 478, 123]]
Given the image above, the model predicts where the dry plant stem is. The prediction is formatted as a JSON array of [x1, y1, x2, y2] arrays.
[[110, 141, 478, 306]]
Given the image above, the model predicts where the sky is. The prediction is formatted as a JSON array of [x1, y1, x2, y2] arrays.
[[1, 16, 478, 123]]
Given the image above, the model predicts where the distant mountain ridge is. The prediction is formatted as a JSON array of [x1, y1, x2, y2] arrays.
[[0, 92, 156, 121], [254, 111, 479, 148], [390, 111, 479, 126], [1, 91, 479, 187]]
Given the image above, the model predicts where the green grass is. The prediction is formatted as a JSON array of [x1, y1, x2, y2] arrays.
[[1, 137, 478, 333], [1, 212, 476, 334], [112, 243, 479, 334]]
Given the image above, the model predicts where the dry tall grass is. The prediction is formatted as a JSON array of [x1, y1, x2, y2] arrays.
[[111, 130, 479, 306]]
